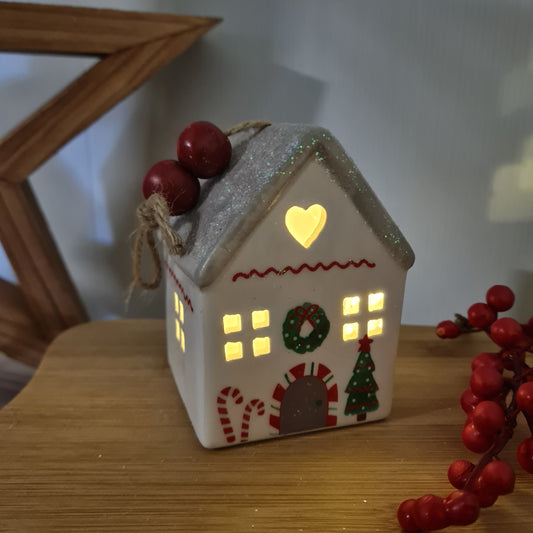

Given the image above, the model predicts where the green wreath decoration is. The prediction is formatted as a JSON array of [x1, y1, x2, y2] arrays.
[[282, 302, 330, 354]]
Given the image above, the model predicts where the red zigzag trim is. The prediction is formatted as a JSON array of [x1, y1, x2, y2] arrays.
[[166, 264, 194, 312], [232, 259, 375, 282]]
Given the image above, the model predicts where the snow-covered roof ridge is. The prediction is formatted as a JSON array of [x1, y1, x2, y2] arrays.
[[171, 123, 414, 287]]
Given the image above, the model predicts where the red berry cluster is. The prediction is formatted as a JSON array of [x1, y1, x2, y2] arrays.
[[142, 121, 231, 215], [398, 285, 533, 532]]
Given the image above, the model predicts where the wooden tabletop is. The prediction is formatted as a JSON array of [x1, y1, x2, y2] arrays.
[[0, 321, 531, 532]]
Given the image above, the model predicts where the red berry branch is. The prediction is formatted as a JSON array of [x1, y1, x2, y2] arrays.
[[397, 285, 533, 532]]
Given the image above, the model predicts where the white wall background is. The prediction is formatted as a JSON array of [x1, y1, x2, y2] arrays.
[[1, 0, 532, 327]]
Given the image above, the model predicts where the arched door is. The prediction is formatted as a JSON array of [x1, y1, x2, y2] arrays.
[[279, 376, 328, 434]]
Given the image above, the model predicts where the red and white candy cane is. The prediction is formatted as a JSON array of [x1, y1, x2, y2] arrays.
[[240, 398, 265, 443], [217, 386, 243, 443]]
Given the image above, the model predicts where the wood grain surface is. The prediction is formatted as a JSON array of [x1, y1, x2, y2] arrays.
[[0, 182, 86, 338], [0, 321, 531, 532], [0, 278, 47, 367], [0, 1, 217, 55]]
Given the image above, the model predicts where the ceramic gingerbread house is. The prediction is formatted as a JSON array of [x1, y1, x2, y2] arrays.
[[165, 123, 414, 448]]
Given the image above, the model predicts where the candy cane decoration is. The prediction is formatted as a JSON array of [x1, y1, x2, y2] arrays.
[[240, 398, 265, 443], [217, 386, 243, 443]]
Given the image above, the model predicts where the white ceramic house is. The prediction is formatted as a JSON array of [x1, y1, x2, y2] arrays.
[[165, 124, 414, 448]]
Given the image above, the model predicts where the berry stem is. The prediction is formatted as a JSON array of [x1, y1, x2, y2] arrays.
[[463, 417, 516, 492], [454, 313, 480, 333], [463, 350, 525, 491], [522, 410, 533, 435]]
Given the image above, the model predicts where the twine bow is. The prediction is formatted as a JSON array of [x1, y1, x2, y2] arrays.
[[294, 304, 320, 329], [131, 120, 271, 292], [132, 193, 184, 290]]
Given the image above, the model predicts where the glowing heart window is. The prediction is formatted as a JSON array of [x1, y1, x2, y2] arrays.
[[285, 204, 327, 248]]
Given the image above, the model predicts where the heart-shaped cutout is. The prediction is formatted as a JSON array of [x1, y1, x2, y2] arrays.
[[285, 204, 327, 248]]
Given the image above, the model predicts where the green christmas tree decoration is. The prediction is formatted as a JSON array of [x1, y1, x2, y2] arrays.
[[344, 334, 379, 420]]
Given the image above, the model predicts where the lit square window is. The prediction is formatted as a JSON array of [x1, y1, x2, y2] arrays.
[[343, 322, 359, 342], [224, 341, 243, 361], [368, 318, 383, 336], [181, 334, 185, 353], [223, 314, 242, 334], [368, 292, 384, 312], [174, 292, 180, 318], [253, 337, 271, 357], [175, 319, 181, 341], [252, 309, 270, 329], [343, 296, 360, 316], [179, 300, 184, 324]]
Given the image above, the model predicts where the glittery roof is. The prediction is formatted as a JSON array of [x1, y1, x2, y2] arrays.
[[171, 123, 414, 287]]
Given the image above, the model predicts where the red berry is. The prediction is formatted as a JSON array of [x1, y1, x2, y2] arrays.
[[477, 460, 515, 495], [523, 317, 533, 337], [470, 366, 504, 399], [471, 352, 503, 373], [460, 389, 481, 414], [468, 302, 496, 329], [471, 401, 505, 435], [519, 334, 533, 350], [142, 160, 200, 215], [486, 285, 515, 312], [517, 437, 533, 474], [413, 494, 449, 531], [516, 382, 533, 415], [444, 490, 480, 526], [397, 499, 422, 532], [490, 317, 523, 348], [474, 488, 498, 508], [462, 422, 493, 453], [177, 121, 231, 178], [448, 460, 474, 489], [436, 320, 460, 339]]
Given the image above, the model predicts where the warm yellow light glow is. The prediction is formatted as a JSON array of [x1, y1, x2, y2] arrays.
[[181, 334, 185, 353], [368, 292, 384, 312], [253, 337, 271, 357], [343, 296, 360, 316], [175, 319, 181, 341], [343, 322, 359, 341], [252, 309, 270, 329], [285, 204, 327, 248], [223, 314, 242, 334], [179, 301, 184, 324], [368, 318, 383, 336], [174, 292, 180, 318], [224, 341, 243, 361]]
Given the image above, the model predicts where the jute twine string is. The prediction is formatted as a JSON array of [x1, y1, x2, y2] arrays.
[[223, 120, 271, 137], [132, 193, 184, 291], [131, 120, 271, 291]]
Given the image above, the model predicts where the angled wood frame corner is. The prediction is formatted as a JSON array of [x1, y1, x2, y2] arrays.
[[0, 2, 220, 366]]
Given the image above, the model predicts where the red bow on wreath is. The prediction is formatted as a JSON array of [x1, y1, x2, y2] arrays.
[[294, 304, 320, 329]]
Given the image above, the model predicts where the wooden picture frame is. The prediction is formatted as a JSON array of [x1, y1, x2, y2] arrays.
[[0, 2, 220, 366]]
